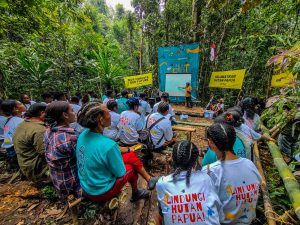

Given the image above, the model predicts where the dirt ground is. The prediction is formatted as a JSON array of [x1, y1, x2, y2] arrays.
[[172, 105, 204, 115]]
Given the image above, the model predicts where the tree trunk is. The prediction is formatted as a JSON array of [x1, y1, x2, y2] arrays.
[[213, 24, 227, 69], [139, 27, 144, 74], [129, 31, 134, 69], [191, 0, 202, 42], [0, 70, 6, 98], [164, 0, 169, 44]]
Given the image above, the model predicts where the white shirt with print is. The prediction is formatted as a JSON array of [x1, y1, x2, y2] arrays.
[[235, 124, 261, 144], [103, 111, 120, 141], [0, 115, 8, 140], [71, 104, 81, 113], [118, 111, 143, 145], [153, 101, 175, 120], [202, 158, 262, 224], [1, 116, 23, 148], [24, 100, 36, 110], [243, 113, 261, 132], [145, 113, 173, 148], [139, 99, 152, 121], [103, 98, 114, 106], [156, 170, 222, 225]]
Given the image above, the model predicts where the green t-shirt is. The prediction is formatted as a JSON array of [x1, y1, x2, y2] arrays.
[[117, 97, 129, 114], [76, 129, 126, 195], [202, 136, 246, 166], [101, 95, 107, 102]]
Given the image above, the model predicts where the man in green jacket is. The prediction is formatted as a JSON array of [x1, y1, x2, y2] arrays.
[[13, 103, 48, 181]]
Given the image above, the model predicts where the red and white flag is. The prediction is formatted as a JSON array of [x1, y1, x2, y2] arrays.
[[210, 42, 215, 61]]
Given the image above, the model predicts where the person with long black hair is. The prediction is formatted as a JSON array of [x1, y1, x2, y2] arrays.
[[241, 97, 261, 131], [156, 141, 221, 225], [0, 100, 26, 167], [202, 123, 261, 225], [13, 103, 48, 181], [44, 101, 81, 199]]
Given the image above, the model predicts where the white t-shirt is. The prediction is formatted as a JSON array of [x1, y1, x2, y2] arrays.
[[103, 111, 120, 141], [139, 99, 152, 120], [118, 111, 144, 145], [202, 158, 262, 224], [235, 124, 261, 144], [103, 98, 115, 106], [145, 113, 173, 148], [0, 115, 8, 140], [1, 116, 24, 148], [153, 101, 175, 120], [156, 170, 222, 225], [216, 103, 224, 110], [23, 100, 36, 110], [71, 104, 81, 113], [243, 113, 261, 131]]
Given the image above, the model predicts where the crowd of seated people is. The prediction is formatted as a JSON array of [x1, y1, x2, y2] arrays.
[[0, 91, 273, 225]]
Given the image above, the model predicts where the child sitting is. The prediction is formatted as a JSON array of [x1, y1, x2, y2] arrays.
[[156, 141, 221, 225], [1, 100, 26, 168], [202, 123, 262, 225]]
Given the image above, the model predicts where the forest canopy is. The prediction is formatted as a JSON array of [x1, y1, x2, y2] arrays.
[[0, 0, 299, 102]]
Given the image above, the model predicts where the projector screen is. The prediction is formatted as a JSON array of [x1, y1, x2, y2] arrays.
[[165, 73, 192, 97]]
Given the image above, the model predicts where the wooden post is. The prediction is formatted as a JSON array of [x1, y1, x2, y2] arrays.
[[253, 143, 277, 225], [186, 131, 192, 141]]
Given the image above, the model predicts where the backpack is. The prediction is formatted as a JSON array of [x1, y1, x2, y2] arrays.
[[139, 114, 165, 152]]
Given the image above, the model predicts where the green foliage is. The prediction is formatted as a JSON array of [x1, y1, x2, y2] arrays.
[[90, 45, 124, 90], [261, 85, 300, 129], [41, 185, 58, 200], [267, 167, 291, 213], [17, 50, 53, 93], [268, 42, 300, 74]]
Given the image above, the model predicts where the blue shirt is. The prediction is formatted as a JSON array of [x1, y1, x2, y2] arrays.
[[117, 97, 129, 114], [76, 129, 126, 195], [202, 136, 245, 167]]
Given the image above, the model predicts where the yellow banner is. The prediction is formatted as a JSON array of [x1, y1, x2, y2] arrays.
[[271, 72, 296, 87], [209, 69, 246, 89], [124, 73, 153, 88]]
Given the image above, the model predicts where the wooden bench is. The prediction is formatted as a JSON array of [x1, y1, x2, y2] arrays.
[[172, 126, 196, 141]]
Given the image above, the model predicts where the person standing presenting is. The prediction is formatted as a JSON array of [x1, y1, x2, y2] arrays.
[[185, 82, 192, 108]]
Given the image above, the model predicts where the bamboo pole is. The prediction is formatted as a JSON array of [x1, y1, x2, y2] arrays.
[[271, 128, 280, 139], [278, 209, 300, 225], [175, 121, 211, 127], [264, 139, 300, 220], [172, 126, 196, 132], [253, 142, 277, 225]]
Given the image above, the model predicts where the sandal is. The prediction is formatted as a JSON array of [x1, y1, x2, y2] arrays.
[[130, 189, 150, 202]]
